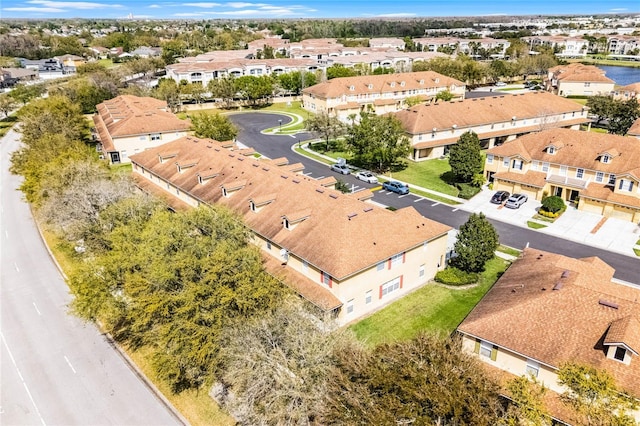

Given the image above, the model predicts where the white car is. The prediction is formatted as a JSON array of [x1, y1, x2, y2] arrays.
[[330, 163, 350, 175], [495, 81, 507, 87], [355, 171, 378, 184]]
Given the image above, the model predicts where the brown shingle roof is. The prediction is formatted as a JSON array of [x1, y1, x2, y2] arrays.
[[492, 170, 547, 188], [302, 71, 464, 99], [130, 137, 451, 280], [93, 95, 191, 152], [487, 128, 640, 177], [458, 248, 640, 398], [549, 63, 615, 84], [396, 92, 588, 135]]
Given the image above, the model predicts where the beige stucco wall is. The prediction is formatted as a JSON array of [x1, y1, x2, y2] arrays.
[[112, 131, 189, 163], [558, 81, 615, 97]]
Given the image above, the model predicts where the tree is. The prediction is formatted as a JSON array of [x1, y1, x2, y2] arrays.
[[219, 302, 346, 425], [323, 333, 504, 425], [435, 89, 454, 101], [503, 376, 552, 426], [608, 98, 640, 136], [558, 363, 637, 426], [586, 95, 615, 127], [8, 83, 45, 106], [154, 78, 182, 112], [345, 112, 411, 173], [234, 75, 274, 107], [50, 77, 114, 114], [452, 212, 499, 273], [326, 64, 357, 79], [277, 71, 316, 95], [449, 131, 484, 183], [16, 95, 90, 146], [190, 112, 238, 141], [208, 76, 236, 109], [305, 111, 345, 152], [0, 94, 16, 118]]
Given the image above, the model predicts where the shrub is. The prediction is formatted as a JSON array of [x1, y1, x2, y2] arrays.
[[541, 195, 565, 213], [434, 267, 479, 286], [457, 183, 481, 199]]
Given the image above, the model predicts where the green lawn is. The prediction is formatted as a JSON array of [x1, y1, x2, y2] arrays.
[[527, 221, 547, 229], [350, 257, 510, 346], [389, 158, 459, 197], [0, 116, 17, 138]]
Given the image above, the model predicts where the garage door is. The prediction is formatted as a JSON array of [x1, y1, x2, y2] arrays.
[[519, 185, 539, 200], [610, 205, 635, 221], [581, 200, 605, 215], [494, 181, 515, 194]]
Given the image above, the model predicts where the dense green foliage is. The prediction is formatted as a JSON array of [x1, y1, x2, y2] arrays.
[[452, 213, 499, 273], [449, 131, 484, 183], [277, 71, 317, 95], [305, 111, 345, 151], [541, 195, 565, 213], [587, 96, 640, 135], [190, 112, 238, 141], [434, 267, 479, 286], [345, 112, 411, 173]]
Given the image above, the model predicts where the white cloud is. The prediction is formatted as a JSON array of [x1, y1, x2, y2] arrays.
[[3, 6, 64, 11], [28, 0, 124, 9], [610, 8, 627, 11], [182, 2, 221, 7], [225, 2, 264, 7], [173, 11, 207, 16], [371, 12, 417, 17], [149, 4, 162, 8]]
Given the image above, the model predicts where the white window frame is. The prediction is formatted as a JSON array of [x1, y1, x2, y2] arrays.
[[377, 261, 385, 271], [559, 165, 567, 176], [614, 347, 626, 362], [531, 161, 539, 171], [479, 341, 492, 358], [503, 157, 510, 168], [608, 174, 616, 185], [512, 159, 523, 170], [419, 264, 425, 278], [346, 299, 354, 315], [486, 154, 494, 164], [365, 290, 372, 305], [619, 179, 634, 192], [391, 253, 403, 268], [525, 359, 540, 377], [595, 171, 604, 183], [323, 273, 331, 287], [542, 162, 549, 172], [150, 133, 161, 141], [576, 168, 584, 179], [381, 277, 401, 297]]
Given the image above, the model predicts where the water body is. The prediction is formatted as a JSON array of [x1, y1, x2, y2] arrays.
[[596, 65, 640, 86]]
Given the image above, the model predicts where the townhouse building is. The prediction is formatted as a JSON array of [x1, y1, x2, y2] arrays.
[[129, 136, 451, 325], [413, 37, 510, 58], [607, 35, 640, 56], [628, 118, 640, 139], [485, 128, 640, 223], [302, 71, 465, 122], [547, 63, 615, 97], [458, 247, 640, 424], [92, 95, 191, 164], [522, 35, 589, 58], [612, 82, 640, 101], [369, 37, 406, 50], [395, 92, 589, 161]]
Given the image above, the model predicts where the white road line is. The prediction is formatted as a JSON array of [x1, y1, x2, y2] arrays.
[[302, 172, 313, 176], [33, 302, 42, 316], [316, 175, 325, 179], [1, 332, 47, 426], [398, 194, 408, 198], [63, 355, 77, 374], [431, 202, 440, 207], [14, 262, 19, 272], [414, 198, 422, 202], [452, 208, 459, 212]]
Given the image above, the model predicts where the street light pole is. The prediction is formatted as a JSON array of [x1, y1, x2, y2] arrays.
[[278, 119, 282, 133]]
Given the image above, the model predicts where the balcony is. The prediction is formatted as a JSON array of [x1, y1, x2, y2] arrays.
[[546, 174, 589, 189]]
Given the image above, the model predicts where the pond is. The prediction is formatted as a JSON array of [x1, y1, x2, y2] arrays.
[[596, 65, 640, 86]]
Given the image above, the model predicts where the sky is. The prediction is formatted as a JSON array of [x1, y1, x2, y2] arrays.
[[1, 0, 638, 20]]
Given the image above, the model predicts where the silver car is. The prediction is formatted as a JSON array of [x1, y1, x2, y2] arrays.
[[505, 193, 528, 209], [330, 163, 350, 175], [355, 171, 378, 184]]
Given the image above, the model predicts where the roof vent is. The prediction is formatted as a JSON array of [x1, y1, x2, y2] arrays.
[[252, 163, 259, 167], [599, 299, 619, 310], [552, 282, 563, 291], [363, 206, 374, 212], [347, 212, 358, 220], [315, 188, 324, 193], [281, 174, 288, 179], [561, 270, 570, 279], [329, 193, 338, 199], [292, 178, 300, 183]]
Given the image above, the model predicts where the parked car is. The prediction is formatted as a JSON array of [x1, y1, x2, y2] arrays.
[[382, 180, 410, 195], [490, 190, 510, 204], [505, 193, 528, 209], [355, 170, 378, 184], [495, 81, 507, 87], [330, 163, 350, 175]]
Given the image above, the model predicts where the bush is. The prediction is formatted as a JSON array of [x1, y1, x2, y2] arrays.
[[457, 183, 481, 199], [434, 267, 479, 286], [541, 195, 565, 213], [538, 210, 560, 218]]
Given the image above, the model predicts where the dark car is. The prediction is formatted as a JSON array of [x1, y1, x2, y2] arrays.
[[505, 193, 528, 209], [382, 180, 410, 195], [490, 190, 510, 204]]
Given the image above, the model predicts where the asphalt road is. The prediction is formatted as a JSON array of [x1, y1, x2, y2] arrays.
[[1, 129, 182, 426], [229, 113, 640, 285]]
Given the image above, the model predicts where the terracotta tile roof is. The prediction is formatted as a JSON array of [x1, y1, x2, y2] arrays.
[[487, 128, 640, 177], [93, 95, 191, 151], [302, 71, 464, 99], [132, 174, 191, 212], [396, 92, 588, 135], [549, 63, 615, 84], [130, 137, 451, 280], [492, 170, 547, 188], [458, 248, 640, 399], [262, 254, 342, 311]]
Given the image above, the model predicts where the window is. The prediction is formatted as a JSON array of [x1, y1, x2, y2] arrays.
[[250, 201, 256, 211], [614, 347, 626, 361], [222, 187, 228, 197], [596, 172, 604, 183], [479, 341, 493, 358], [486, 154, 494, 164], [512, 159, 523, 170], [380, 277, 401, 298], [303, 260, 308, 272], [576, 168, 584, 179], [391, 253, 404, 268], [365, 290, 372, 304], [419, 264, 425, 278], [283, 218, 290, 229], [542, 162, 549, 172], [525, 360, 540, 378], [266, 241, 271, 250], [531, 161, 539, 171], [548, 146, 555, 154], [602, 155, 610, 164], [322, 272, 332, 287], [150, 133, 161, 141], [377, 261, 385, 271], [559, 165, 567, 176], [423, 241, 428, 251], [619, 179, 634, 192], [503, 157, 510, 167], [139, 135, 146, 141], [346, 299, 354, 315], [121, 150, 127, 159], [608, 174, 616, 185]]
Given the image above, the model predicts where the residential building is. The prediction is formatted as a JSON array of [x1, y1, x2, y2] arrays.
[[485, 128, 640, 223], [458, 248, 640, 424], [130, 46, 162, 58], [92, 95, 191, 164], [395, 92, 589, 161], [522, 35, 589, 58], [628, 117, 640, 139], [612, 82, 640, 101], [302, 71, 465, 122], [414, 37, 510, 58], [129, 136, 451, 325], [607, 35, 640, 56], [0, 67, 38, 88], [369, 37, 406, 50], [54, 54, 86, 73], [547, 63, 615, 97]]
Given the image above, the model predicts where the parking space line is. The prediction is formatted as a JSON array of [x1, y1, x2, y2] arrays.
[[452, 208, 459, 212], [398, 194, 408, 198], [414, 198, 422, 202], [431, 202, 440, 207]]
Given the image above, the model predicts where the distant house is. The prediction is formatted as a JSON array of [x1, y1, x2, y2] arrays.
[[0, 67, 38, 87], [458, 248, 640, 424], [395, 92, 589, 161], [612, 82, 640, 101], [369, 37, 406, 50], [523, 35, 589, 58], [485, 128, 640, 222], [88, 46, 109, 59], [130, 46, 162, 58], [302, 71, 465, 122], [54, 54, 86, 73], [130, 136, 452, 325], [92, 95, 191, 164], [547, 63, 615, 97], [626, 117, 640, 139]]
